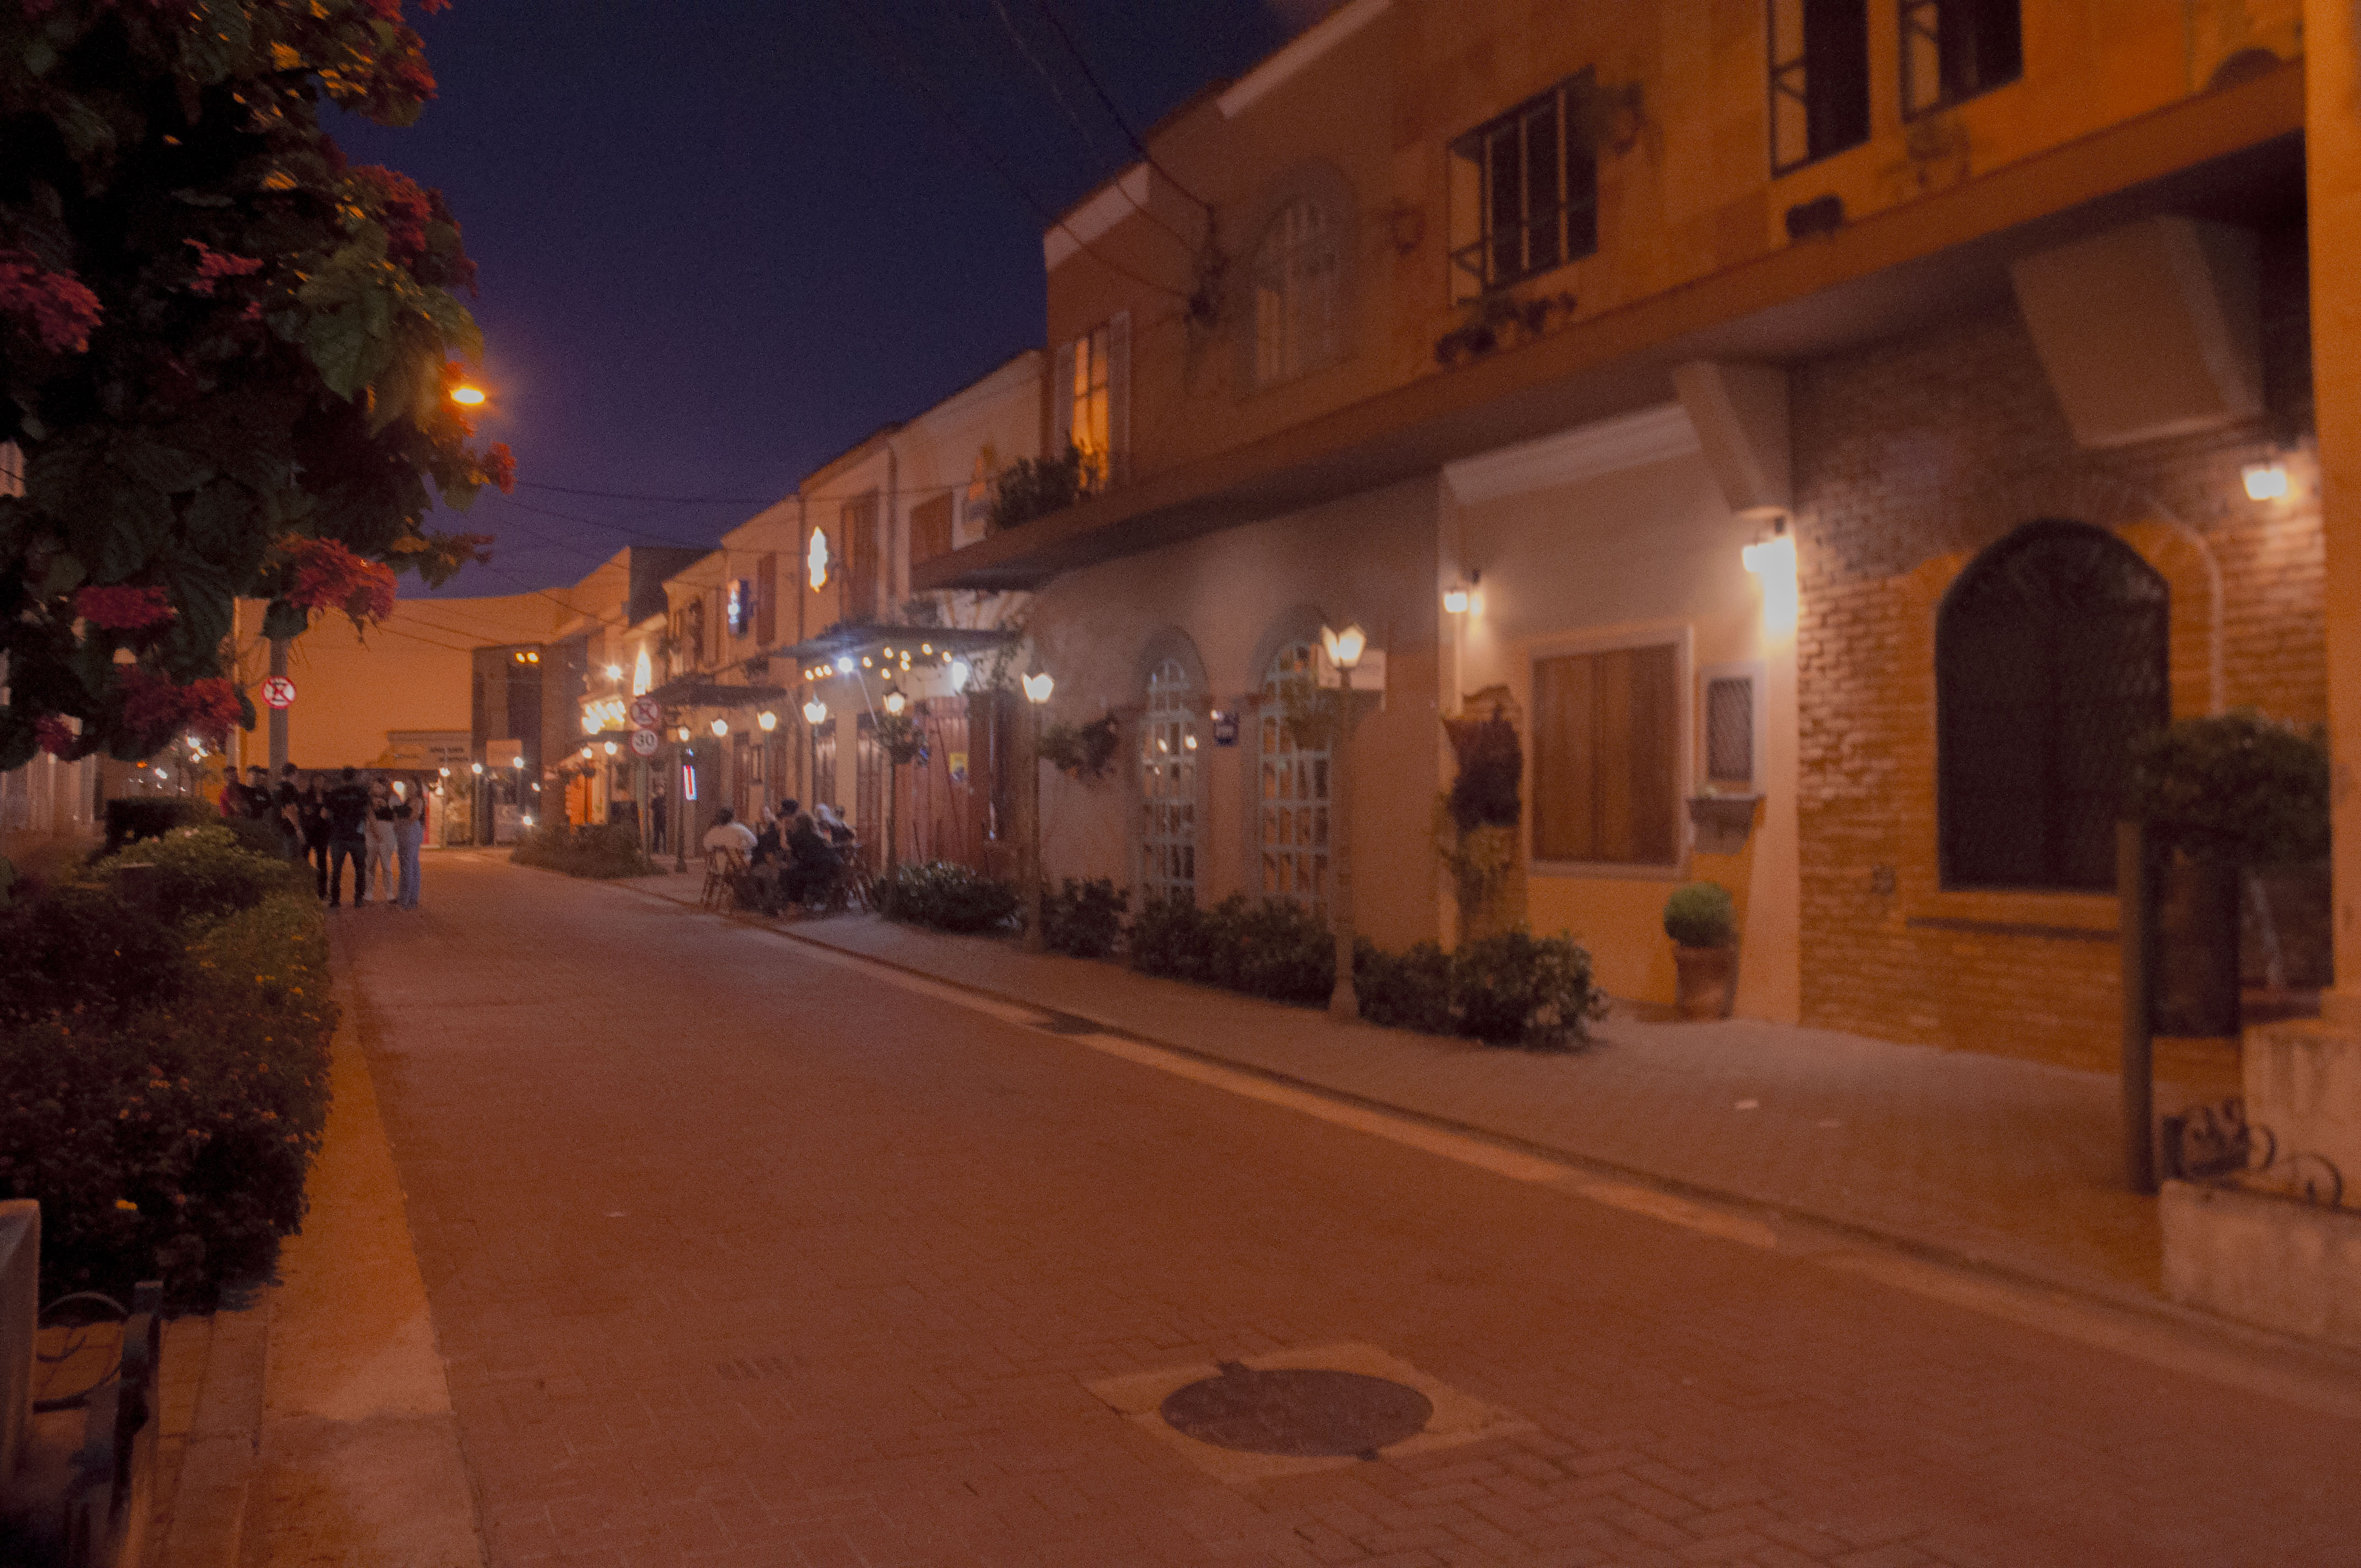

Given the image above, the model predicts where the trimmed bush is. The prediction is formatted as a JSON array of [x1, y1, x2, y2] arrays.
[[0, 883, 186, 1025], [1043, 878, 1127, 958], [877, 859, 1022, 933], [2128, 709, 2330, 866], [1662, 881, 1736, 949], [92, 825, 309, 928], [510, 823, 656, 879], [0, 870, 336, 1306], [1132, 894, 1335, 1003], [1354, 939, 1454, 1034], [1451, 927, 1607, 1047]]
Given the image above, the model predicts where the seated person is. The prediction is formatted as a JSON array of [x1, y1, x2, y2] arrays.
[[813, 802, 856, 848], [701, 805, 758, 863], [751, 808, 782, 867], [781, 812, 836, 906]]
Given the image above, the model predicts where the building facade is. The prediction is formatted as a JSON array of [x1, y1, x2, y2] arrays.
[[912, 0, 2325, 1068]]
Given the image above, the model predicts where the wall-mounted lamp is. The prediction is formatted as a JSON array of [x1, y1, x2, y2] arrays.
[[605, 663, 623, 681], [949, 659, 972, 693], [603, 741, 618, 756], [882, 685, 907, 716], [803, 698, 829, 725], [1741, 516, 1795, 575], [676, 725, 692, 742], [1022, 672, 1055, 705], [2242, 461, 2289, 502], [807, 526, 830, 590], [580, 745, 594, 760], [1320, 623, 1368, 671], [757, 710, 778, 732], [470, 761, 484, 775], [710, 718, 728, 738], [1443, 569, 1481, 616]]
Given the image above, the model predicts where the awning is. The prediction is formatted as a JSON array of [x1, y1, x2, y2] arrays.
[[640, 678, 791, 710], [771, 622, 1018, 679]]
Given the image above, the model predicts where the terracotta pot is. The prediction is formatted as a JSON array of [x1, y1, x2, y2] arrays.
[[1673, 944, 1737, 1020]]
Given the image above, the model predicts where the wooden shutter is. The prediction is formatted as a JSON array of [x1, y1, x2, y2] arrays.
[[909, 494, 954, 567], [1532, 644, 1678, 865], [755, 553, 776, 646], [1052, 339, 1077, 456], [841, 492, 879, 624], [1107, 311, 1130, 482]]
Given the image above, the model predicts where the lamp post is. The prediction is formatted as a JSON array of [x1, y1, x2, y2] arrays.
[[1020, 671, 1054, 954], [1320, 624, 1368, 1021], [883, 685, 909, 880]]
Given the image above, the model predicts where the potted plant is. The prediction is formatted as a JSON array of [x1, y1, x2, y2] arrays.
[[1663, 880, 1738, 1020], [2126, 710, 2331, 1035]]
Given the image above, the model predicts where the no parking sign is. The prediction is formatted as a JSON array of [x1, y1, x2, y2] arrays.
[[261, 676, 296, 709]]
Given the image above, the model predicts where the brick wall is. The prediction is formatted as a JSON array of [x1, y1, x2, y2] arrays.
[[1793, 252, 2323, 1070]]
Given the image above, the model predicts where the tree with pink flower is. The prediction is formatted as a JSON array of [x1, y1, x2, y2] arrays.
[[0, 0, 509, 766]]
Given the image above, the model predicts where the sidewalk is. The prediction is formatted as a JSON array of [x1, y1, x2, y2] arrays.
[[633, 867, 2229, 1308]]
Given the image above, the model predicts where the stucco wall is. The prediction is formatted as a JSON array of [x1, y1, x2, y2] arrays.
[[1024, 477, 1446, 951]]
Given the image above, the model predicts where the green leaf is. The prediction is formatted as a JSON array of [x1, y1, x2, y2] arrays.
[[115, 441, 213, 496], [261, 599, 309, 641], [24, 37, 56, 77], [35, 551, 86, 599]]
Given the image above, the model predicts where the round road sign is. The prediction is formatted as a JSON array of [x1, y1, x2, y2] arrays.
[[628, 696, 661, 728], [261, 676, 297, 710], [628, 728, 660, 758]]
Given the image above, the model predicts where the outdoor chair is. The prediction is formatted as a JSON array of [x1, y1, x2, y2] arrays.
[[818, 855, 872, 916], [700, 847, 746, 912]]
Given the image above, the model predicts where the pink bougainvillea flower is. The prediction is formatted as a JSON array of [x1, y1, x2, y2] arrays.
[[35, 717, 76, 758], [116, 667, 186, 738], [347, 166, 434, 260], [285, 536, 399, 627], [74, 584, 177, 631], [184, 239, 264, 298], [0, 248, 102, 353], [486, 442, 516, 494]]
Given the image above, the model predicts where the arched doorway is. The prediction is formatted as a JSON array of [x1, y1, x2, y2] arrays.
[[1259, 640, 1329, 911], [1140, 657, 1199, 901]]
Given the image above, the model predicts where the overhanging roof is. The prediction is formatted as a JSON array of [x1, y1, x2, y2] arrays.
[[919, 63, 2303, 592], [642, 677, 790, 709], [771, 622, 1019, 674]]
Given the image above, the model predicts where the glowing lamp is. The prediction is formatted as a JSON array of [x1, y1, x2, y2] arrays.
[[1022, 672, 1054, 705], [949, 659, 971, 693], [582, 714, 600, 734], [450, 385, 487, 407], [440, 766, 452, 777], [471, 762, 484, 775], [803, 699, 828, 725], [1320, 623, 1368, 671], [510, 755, 525, 770], [710, 718, 728, 738], [1443, 585, 1470, 615], [581, 745, 594, 760], [758, 710, 778, 732], [835, 655, 854, 674], [677, 725, 692, 742], [1741, 535, 1796, 575], [605, 663, 623, 680], [2243, 462, 2289, 502], [603, 741, 619, 756], [807, 526, 830, 590], [882, 685, 907, 716]]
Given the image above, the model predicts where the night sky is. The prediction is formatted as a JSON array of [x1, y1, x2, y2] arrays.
[[335, 1, 1305, 600]]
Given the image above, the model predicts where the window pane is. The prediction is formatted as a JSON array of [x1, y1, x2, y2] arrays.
[[1524, 100, 1561, 275], [1487, 124, 1525, 282]]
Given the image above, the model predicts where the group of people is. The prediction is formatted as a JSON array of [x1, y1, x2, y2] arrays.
[[220, 762, 430, 910], [701, 798, 858, 913]]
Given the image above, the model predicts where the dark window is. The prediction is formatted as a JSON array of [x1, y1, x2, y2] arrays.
[[1448, 72, 1601, 297], [1902, 0, 2022, 117], [1936, 521, 2168, 891], [1771, 0, 1872, 175], [1704, 676, 1756, 787], [840, 491, 880, 625]]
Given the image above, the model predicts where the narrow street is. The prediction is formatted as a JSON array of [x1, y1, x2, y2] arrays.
[[338, 858, 2361, 1568]]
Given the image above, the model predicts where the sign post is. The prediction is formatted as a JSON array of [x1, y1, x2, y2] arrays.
[[263, 660, 293, 772]]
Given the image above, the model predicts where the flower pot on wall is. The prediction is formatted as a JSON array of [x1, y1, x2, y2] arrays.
[[2153, 853, 2241, 1037], [1673, 944, 1738, 1020]]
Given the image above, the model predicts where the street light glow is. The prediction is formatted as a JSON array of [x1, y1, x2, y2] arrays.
[[758, 710, 778, 731], [949, 660, 971, 693], [1022, 672, 1054, 705], [803, 699, 828, 725], [605, 663, 623, 680], [711, 718, 728, 737], [450, 384, 487, 406], [882, 685, 907, 716], [1320, 623, 1367, 671]]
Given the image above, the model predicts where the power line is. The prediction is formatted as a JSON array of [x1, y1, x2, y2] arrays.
[[1030, 0, 1212, 213], [516, 480, 780, 505], [834, 0, 1190, 303]]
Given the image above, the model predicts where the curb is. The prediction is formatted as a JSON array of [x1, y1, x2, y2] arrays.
[[151, 1295, 269, 1568]]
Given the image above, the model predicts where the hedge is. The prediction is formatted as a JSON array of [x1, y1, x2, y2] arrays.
[[510, 822, 657, 879], [877, 860, 1022, 933], [0, 828, 336, 1306]]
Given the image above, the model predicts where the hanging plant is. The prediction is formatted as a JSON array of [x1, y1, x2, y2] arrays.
[[1434, 289, 1577, 368], [1041, 715, 1120, 783]]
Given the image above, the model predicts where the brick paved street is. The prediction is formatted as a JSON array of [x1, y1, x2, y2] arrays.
[[339, 857, 2361, 1567]]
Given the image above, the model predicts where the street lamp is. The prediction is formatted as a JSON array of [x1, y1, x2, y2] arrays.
[[1020, 670, 1054, 953], [1320, 624, 1369, 1021], [882, 685, 907, 717], [758, 710, 777, 732], [711, 718, 728, 738], [449, 384, 487, 407], [802, 698, 828, 726]]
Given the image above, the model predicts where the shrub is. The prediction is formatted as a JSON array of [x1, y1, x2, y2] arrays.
[[1354, 939, 1454, 1033], [1452, 926, 1608, 1047], [91, 825, 309, 928], [218, 813, 290, 861], [1130, 893, 1333, 1003], [877, 859, 1022, 934], [102, 796, 208, 853], [987, 442, 1090, 532], [1662, 881, 1737, 949], [1444, 710, 1522, 832], [1043, 878, 1127, 958], [0, 883, 186, 1025], [0, 889, 336, 1306], [510, 822, 656, 879], [2128, 710, 2330, 866], [1130, 891, 1220, 983]]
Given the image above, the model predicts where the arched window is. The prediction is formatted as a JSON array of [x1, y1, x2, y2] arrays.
[[1259, 642, 1329, 910], [1140, 658, 1198, 901], [1253, 200, 1340, 388], [1937, 520, 2168, 891]]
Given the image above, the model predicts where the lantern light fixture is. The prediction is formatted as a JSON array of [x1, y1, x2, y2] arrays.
[[603, 741, 619, 756], [1320, 623, 1368, 671], [2243, 461, 2290, 502], [711, 718, 728, 737], [949, 659, 972, 694], [835, 655, 855, 674], [1741, 515, 1795, 575], [882, 685, 907, 716], [758, 710, 778, 732], [677, 725, 692, 742], [470, 761, 484, 775], [511, 755, 525, 770], [605, 663, 623, 681], [803, 698, 828, 725], [1022, 671, 1054, 705]]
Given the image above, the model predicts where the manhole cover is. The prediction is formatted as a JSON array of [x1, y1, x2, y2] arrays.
[[1160, 1362, 1433, 1457]]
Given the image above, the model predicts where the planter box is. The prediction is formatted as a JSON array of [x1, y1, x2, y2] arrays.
[[2162, 1180, 2361, 1351], [1673, 945, 1737, 1020]]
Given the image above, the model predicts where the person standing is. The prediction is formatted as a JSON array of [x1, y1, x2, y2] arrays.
[[274, 764, 306, 862], [362, 773, 398, 905], [393, 775, 425, 909], [649, 786, 669, 854], [322, 766, 372, 908], [295, 770, 330, 898], [242, 765, 274, 820]]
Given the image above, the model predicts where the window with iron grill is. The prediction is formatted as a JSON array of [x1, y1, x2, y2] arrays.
[[1259, 642, 1329, 912], [1901, 0, 2022, 118], [1936, 520, 2168, 891], [1770, 0, 1872, 175], [1448, 72, 1600, 300], [1140, 658, 1199, 901], [1704, 676, 1756, 788]]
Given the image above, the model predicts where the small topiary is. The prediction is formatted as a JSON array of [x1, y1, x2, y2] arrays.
[[2127, 709, 2330, 866], [1663, 881, 1736, 949]]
